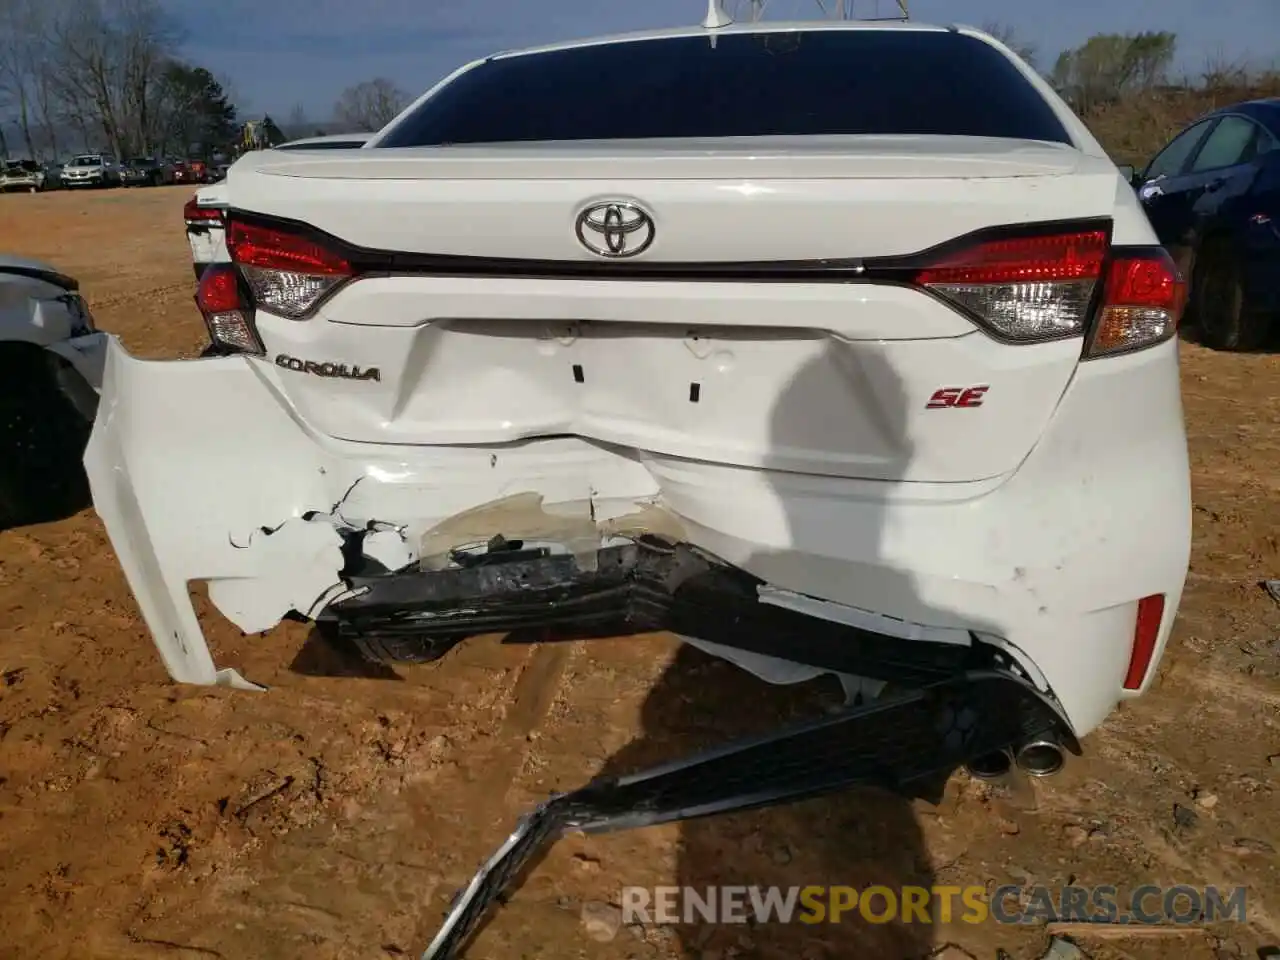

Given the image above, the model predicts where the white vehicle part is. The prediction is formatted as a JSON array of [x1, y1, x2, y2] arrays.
[[86, 330, 1189, 738], [186, 182, 230, 275], [228, 136, 1121, 260], [218, 139, 1155, 489]]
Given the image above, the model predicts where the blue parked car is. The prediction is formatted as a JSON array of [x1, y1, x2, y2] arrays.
[[1124, 98, 1280, 350]]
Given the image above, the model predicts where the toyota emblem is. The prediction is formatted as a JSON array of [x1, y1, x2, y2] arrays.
[[575, 201, 655, 258]]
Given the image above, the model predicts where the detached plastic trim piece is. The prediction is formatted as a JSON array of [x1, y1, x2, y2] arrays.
[[418, 668, 1076, 960]]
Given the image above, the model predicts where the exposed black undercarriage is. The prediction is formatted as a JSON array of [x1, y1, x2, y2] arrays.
[[320, 533, 985, 685]]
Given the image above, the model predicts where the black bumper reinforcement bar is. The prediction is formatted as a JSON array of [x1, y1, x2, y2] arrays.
[[322, 535, 986, 687], [417, 668, 1077, 960]]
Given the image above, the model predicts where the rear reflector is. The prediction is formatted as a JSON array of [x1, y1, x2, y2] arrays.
[[195, 264, 262, 356], [1122, 594, 1165, 690], [914, 230, 1107, 343], [1084, 250, 1185, 359]]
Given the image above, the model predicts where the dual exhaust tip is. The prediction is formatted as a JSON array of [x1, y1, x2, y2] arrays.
[[966, 740, 1066, 780]]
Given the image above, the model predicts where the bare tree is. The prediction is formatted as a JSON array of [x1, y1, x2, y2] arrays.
[[284, 102, 310, 139], [1199, 49, 1254, 90], [981, 22, 1037, 71], [0, 0, 239, 160], [0, 0, 43, 158], [117, 0, 183, 153], [333, 78, 409, 133], [36, 0, 185, 156]]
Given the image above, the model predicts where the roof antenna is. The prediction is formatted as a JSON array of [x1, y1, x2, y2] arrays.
[[701, 0, 734, 28]]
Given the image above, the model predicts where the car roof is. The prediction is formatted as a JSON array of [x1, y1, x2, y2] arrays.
[[1205, 97, 1280, 128], [489, 18, 957, 61]]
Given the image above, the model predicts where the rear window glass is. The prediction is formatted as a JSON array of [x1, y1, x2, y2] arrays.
[[379, 29, 1070, 147], [277, 140, 367, 150]]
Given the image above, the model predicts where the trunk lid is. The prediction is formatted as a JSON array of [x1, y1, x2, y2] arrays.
[[227, 138, 1119, 484]]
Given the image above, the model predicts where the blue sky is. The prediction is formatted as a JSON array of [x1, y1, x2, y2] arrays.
[[175, 0, 1280, 119]]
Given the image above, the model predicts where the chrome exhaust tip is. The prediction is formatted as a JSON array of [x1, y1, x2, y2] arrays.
[[965, 749, 1013, 781], [1014, 739, 1066, 778]]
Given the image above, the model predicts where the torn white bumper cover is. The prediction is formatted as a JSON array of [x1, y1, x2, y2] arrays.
[[84, 334, 1186, 734], [83, 334, 979, 695]]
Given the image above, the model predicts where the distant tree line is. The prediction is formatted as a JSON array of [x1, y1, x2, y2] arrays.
[[983, 24, 1280, 163], [285, 31, 1280, 147], [0, 0, 237, 162], [280, 79, 411, 142], [6, 7, 1274, 164], [985, 23, 1277, 112]]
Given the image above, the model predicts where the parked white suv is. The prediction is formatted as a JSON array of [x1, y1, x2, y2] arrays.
[[61, 154, 122, 188], [87, 18, 1191, 890]]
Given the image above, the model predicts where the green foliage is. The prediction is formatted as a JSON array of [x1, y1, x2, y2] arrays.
[[159, 63, 237, 158], [1050, 32, 1178, 112]]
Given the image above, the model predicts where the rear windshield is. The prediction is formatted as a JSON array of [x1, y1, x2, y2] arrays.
[[72, 156, 102, 166], [378, 29, 1071, 147], [277, 139, 367, 150]]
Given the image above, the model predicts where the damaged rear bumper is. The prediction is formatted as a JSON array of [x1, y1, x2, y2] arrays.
[[85, 335, 1188, 735]]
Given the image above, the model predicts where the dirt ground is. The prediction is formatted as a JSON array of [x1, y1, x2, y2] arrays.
[[1, 186, 1278, 960]]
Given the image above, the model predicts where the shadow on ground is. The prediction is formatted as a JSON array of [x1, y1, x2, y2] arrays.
[[597, 645, 938, 959]]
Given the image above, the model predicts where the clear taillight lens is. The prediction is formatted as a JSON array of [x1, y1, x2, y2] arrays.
[[910, 227, 1184, 359], [226, 220, 352, 319], [196, 264, 263, 355], [914, 230, 1108, 343]]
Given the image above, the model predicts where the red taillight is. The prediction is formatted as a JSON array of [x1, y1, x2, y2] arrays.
[[195, 264, 262, 356], [914, 230, 1108, 343], [227, 220, 352, 319], [196, 265, 241, 313], [915, 230, 1108, 286], [183, 196, 224, 226], [227, 221, 350, 276], [1123, 594, 1166, 690], [1084, 250, 1185, 359]]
